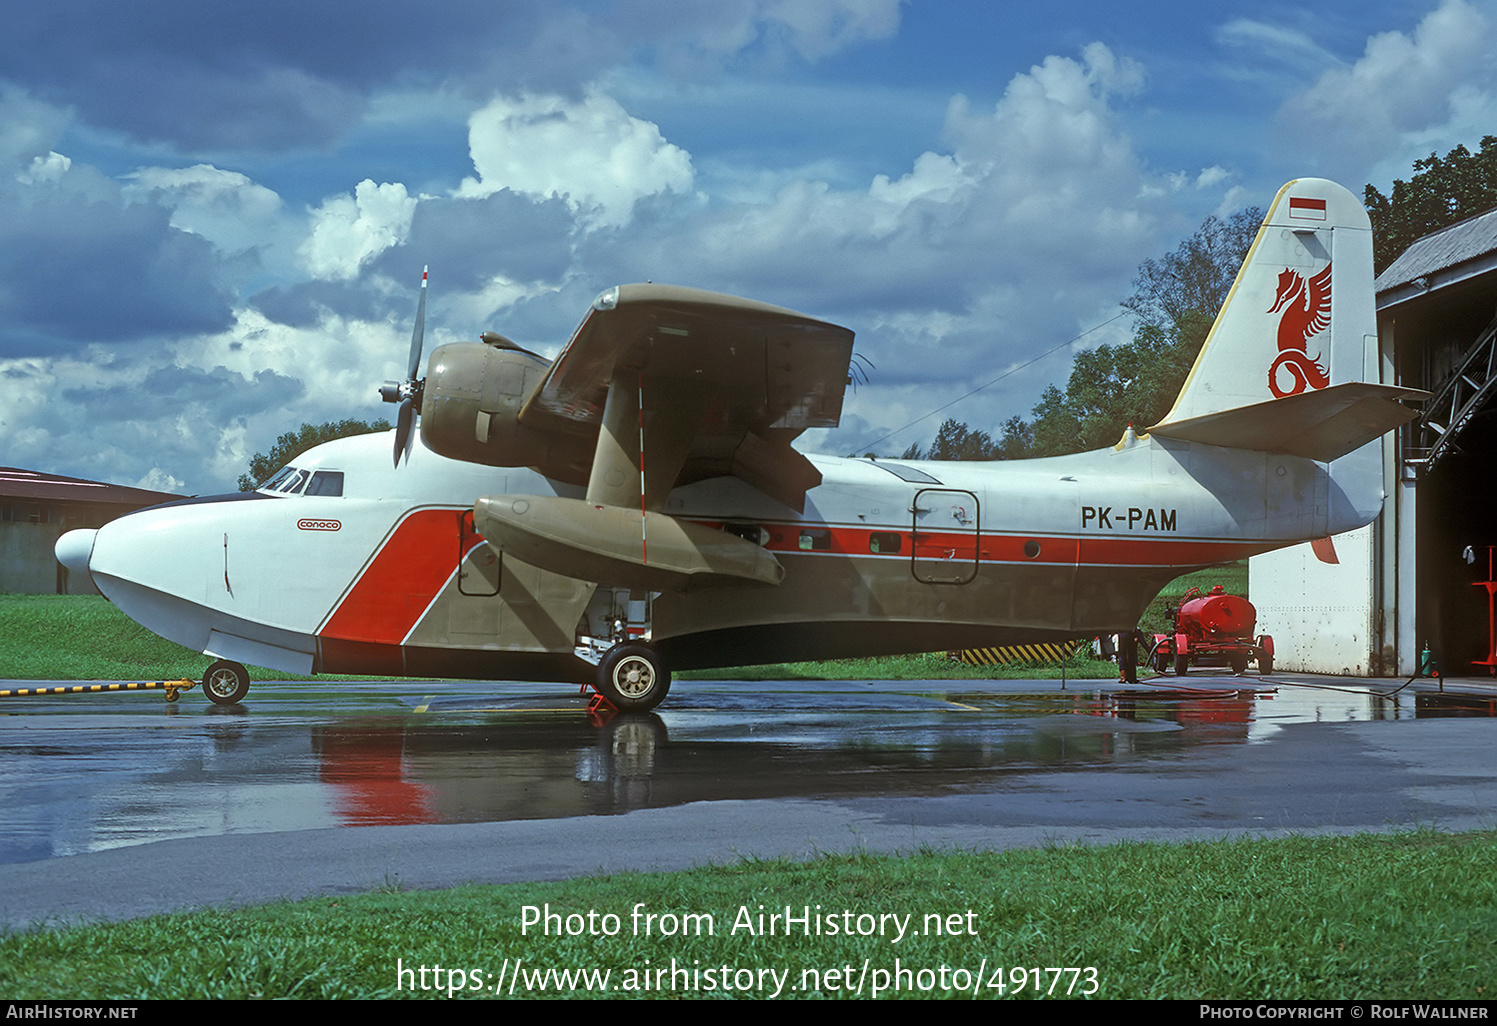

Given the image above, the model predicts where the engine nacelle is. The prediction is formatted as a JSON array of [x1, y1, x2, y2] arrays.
[[420, 341, 591, 479]]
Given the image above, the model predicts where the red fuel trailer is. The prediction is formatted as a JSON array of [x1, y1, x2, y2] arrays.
[[1151, 586, 1273, 676]]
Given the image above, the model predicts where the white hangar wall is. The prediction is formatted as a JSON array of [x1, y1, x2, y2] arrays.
[[1249, 524, 1376, 675]]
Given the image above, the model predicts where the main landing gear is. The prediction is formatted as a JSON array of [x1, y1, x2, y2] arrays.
[[577, 589, 670, 713], [202, 660, 250, 705], [594, 643, 671, 713]]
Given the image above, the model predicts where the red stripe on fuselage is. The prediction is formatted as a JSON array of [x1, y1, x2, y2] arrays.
[[320, 508, 465, 645], [739, 521, 1264, 568]]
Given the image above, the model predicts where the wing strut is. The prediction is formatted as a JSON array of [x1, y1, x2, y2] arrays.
[[637, 371, 647, 565]]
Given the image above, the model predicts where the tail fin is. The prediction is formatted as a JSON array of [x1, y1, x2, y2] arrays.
[[1148, 178, 1423, 462]]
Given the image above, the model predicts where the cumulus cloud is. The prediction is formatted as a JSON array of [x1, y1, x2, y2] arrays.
[[458, 90, 694, 229], [123, 164, 284, 256], [299, 180, 417, 280], [135, 467, 186, 493], [594, 43, 1159, 314], [1278, 0, 1493, 181]]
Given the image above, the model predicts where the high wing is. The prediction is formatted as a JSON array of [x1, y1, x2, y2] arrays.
[[523, 284, 854, 512], [418, 283, 855, 592]]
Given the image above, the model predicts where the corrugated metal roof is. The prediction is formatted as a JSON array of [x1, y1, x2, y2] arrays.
[[1377, 205, 1497, 294], [0, 467, 179, 506]]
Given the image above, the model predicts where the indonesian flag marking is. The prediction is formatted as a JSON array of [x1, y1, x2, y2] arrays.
[[1289, 196, 1327, 220]]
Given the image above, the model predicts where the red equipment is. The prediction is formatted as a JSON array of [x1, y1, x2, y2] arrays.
[[1151, 586, 1273, 676]]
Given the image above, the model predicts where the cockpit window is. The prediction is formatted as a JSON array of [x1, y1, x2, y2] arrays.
[[260, 467, 296, 492], [259, 466, 342, 497], [276, 469, 310, 495], [306, 471, 344, 497]]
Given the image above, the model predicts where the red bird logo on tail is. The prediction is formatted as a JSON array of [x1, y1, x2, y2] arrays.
[[1266, 264, 1331, 397]]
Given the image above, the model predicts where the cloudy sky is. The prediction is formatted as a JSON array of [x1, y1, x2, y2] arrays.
[[2, 0, 1493, 493]]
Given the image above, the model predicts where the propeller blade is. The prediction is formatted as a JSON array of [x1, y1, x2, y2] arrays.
[[385, 266, 428, 468], [407, 265, 427, 381], [393, 396, 414, 467]]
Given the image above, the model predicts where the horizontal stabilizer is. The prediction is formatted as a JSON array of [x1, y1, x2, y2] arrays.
[[1147, 381, 1426, 462], [474, 494, 784, 592]]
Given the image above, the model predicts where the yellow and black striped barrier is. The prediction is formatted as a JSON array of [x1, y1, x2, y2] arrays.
[[954, 640, 1087, 666], [0, 680, 197, 702]]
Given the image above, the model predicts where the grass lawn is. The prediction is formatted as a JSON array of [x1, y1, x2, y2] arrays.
[[1, 832, 1491, 999]]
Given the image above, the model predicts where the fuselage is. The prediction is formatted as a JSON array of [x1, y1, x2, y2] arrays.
[[58, 427, 1366, 682]]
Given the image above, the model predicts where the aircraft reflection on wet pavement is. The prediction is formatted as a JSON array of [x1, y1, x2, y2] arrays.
[[1, 677, 1492, 864]]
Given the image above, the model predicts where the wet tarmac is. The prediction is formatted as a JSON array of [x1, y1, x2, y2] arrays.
[[2, 673, 1496, 928]]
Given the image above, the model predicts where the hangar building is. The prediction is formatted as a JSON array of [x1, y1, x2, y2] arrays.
[[1250, 206, 1497, 676], [0, 468, 178, 595]]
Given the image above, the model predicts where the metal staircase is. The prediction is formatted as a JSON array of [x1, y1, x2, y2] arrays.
[[1415, 310, 1497, 470]]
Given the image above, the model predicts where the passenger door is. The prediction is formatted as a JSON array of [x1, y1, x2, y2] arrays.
[[911, 488, 979, 584]]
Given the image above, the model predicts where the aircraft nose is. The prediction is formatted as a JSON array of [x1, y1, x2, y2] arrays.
[[56, 528, 97, 577]]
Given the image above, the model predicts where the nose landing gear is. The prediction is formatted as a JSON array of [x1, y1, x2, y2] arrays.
[[202, 660, 250, 705]]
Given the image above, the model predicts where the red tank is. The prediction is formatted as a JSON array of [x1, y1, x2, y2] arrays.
[[1176, 589, 1256, 640], [1151, 585, 1273, 676]]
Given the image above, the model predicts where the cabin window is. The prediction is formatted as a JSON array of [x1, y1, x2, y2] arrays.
[[798, 529, 831, 551], [869, 531, 902, 554], [306, 471, 344, 497], [723, 522, 766, 546]]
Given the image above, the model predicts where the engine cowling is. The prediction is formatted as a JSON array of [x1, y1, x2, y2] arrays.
[[420, 340, 591, 480]]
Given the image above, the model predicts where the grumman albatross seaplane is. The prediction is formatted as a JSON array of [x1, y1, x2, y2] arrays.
[[56, 179, 1424, 710]]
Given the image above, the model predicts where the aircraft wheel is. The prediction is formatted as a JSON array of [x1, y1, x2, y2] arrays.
[[596, 644, 670, 712], [202, 660, 250, 705]]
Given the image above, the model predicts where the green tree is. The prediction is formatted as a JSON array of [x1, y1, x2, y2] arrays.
[[996, 415, 1033, 459], [237, 419, 391, 491], [900, 418, 1001, 460], [1365, 137, 1497, 274], [1122, 209, 1261, 336]]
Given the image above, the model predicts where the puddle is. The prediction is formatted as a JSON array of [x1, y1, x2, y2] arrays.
[[2, 678, 1493, 862]]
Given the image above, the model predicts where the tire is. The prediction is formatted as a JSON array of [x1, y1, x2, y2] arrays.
[[596, 644, 670, 712], [1174, 652, 1189, 676], [202, 660, 250, 705], [1259, 653, 1273, 675], [1230, 652, 1249, 674]]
